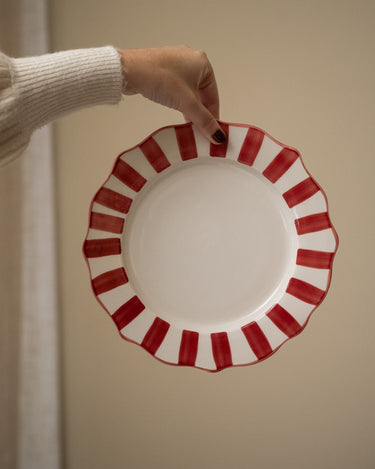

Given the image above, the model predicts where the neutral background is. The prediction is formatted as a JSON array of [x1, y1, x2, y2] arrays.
[[50, 1, 374, 468]]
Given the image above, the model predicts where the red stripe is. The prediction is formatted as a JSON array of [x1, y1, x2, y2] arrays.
[[283, 177, 320, 208], [263, 148, 299, 183], [211, 332, 232, 370], [267, 304, 302, 338], [89, 212, 124, 234], [141, 317, 170, 355], [139, 137, 171, 173], [295, 212, 331, 235], [178, 330, 199, 366], [94, 187, 132, 214], [210, 123, 229, 158], [112, 296, 145, 331], [296, 249, 334, 269], [237, 127, 264, 166], [113, 158, 147, 192], [92, 267, 128, 295], [84, 238, 121, 258], [241, 322, 273, 359], [286, 277, 326, 305], [175, 125, 198, 161]]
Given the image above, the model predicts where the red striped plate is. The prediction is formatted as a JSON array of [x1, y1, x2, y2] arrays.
[[83, 122, 338, 372]]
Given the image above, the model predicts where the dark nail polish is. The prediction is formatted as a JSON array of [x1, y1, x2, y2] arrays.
[[212, 130, 227, 144]]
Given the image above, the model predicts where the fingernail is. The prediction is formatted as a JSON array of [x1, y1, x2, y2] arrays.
[[212, 130, 227, 144]]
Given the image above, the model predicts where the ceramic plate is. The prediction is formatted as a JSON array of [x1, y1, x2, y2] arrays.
[[83, 122, 338, 371]]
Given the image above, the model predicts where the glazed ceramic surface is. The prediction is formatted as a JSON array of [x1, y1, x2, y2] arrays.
[[83, 122, 338, 371]]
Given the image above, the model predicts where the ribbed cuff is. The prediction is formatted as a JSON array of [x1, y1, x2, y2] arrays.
[[10, 46, 123, 131]]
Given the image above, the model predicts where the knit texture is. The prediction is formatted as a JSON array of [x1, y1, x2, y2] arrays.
[[0, 46, 123, 166], [0, 53, 30, 166]]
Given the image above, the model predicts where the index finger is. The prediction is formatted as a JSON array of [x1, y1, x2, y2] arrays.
[[197, 63, 220, 120]]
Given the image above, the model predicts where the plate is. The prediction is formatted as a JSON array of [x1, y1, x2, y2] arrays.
[[83, 122, 338, 371]]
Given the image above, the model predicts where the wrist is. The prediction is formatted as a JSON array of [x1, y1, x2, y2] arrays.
[[118, 49, 138, 95]]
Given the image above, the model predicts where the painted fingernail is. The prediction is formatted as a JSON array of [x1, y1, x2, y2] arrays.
[[212, 130, 227, 144]]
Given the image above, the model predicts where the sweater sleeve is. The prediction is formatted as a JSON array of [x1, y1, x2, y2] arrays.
[[0, 46, 123, 166]]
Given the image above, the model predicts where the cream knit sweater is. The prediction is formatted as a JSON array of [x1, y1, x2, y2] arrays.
[[0, 46, 123, 166]]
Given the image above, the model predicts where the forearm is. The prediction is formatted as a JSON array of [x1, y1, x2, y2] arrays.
[[0, 46, 123, 165], [10, 46, 123, 130]]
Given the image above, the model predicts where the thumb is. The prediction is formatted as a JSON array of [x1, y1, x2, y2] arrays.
[[184, 98, 226, 145]]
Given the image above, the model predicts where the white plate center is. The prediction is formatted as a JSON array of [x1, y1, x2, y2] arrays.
[[123, 158, 296, 330]]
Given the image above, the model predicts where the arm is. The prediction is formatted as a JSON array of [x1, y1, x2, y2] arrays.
[[0, 45, 224, 166], [0, 46, 122, 165]]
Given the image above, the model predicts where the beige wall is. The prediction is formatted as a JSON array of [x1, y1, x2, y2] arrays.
[[51, 1, 375, 468]]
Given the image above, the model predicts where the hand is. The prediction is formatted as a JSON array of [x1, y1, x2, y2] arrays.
[[118, 46, 226, 144]]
